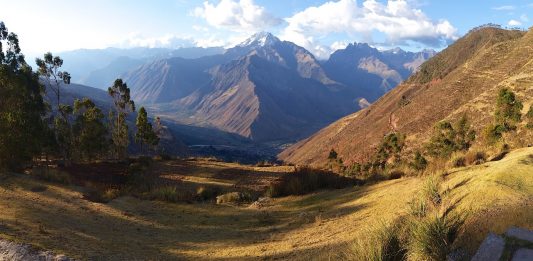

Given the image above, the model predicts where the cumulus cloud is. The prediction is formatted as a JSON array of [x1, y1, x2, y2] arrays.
[[507, 19, 522, 26], [193, 0, 282, 32], [280, 0, 457, 59]]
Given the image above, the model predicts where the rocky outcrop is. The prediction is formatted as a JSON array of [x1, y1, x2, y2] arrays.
[[0, 239, 72, 261]]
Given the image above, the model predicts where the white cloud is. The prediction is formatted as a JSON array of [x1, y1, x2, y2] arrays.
[[193, 0, 282, 32], [507, 19, 522, 26], [330, 41, 350, 51], [280, 0, 457, 59], [492, 5, 515, 11], [118, 33, 196, 48], [195, 34, 247, 48]]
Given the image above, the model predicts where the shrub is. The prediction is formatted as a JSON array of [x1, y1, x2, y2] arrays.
[[483, 123, 506, 144], [448, 152, 466, 168], [328, 149, 338, 160], [216, 192, 253, 204], [410, 151, 428, 171], [387, 170, 405, 180], [344, 163, 361, 177], [426, 116, 476, 158], [494, 88, 523, 130], [373, 133, 405, 169], [102, 188, 122, 202], [196, 186, 221, 201], [266, 167, 357, 197], [464, 151, 486, 165], [346, 221, 406, 261], [407, 214, 463, 261], [526, 106, 533, 129]]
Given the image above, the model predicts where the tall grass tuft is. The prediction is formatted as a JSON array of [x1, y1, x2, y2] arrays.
[[408, 196, 429, 218], [346, 221, 406, 261], [407, 214, 463, 261], [423, 175, 442, 206]]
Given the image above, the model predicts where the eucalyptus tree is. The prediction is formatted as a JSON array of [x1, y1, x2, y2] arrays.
[[108, 79, 135, 159]]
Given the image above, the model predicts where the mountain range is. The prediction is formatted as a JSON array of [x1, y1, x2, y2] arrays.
[[113, 32, 435, 142], [280, 26, 533, 166]]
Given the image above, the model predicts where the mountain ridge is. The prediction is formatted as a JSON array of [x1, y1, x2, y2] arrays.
[[280, 27, 533, 166], [124, 33, 434, 142]]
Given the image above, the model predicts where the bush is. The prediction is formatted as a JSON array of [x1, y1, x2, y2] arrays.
[[196, 186, 221, 201], [387, 170, 405, 180], [148, 186, 194, 203], [266, 167, 357, 197], [410, 151, 428, 171], [407, 214, 463, 261], [448, 152, 466, 168], [426, 116, 476, 158], [102, 188, 122, 201], [483, 123, 506, 144], [464, 151, 486, 165], [346, 221, 406, 261], [216, 192, 253, 204]]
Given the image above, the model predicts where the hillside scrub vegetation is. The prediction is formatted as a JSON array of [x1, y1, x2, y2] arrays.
[[266, 167, 358, 197]]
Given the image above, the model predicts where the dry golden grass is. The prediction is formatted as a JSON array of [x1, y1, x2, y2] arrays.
[[0, 147, 531, 260]]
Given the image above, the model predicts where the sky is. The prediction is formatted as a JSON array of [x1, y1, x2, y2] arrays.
[[1, 0, 532, 59]]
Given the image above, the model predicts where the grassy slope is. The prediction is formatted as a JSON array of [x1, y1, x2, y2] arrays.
[[0, 148, 532, 260]]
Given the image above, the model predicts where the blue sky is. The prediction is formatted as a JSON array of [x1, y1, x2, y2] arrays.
[[1, 0, 532, 59]]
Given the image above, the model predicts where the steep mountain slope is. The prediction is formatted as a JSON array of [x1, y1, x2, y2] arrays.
[[126, 33, 358, 142], [125, 33, 432, 142], [280, 27, 533, 166]]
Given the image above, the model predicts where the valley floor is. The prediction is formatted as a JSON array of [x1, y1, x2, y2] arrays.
[[1, 148, 532, 260]]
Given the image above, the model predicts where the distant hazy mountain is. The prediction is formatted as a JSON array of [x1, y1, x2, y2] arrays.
[[59, 47, 224, 89], [323, 43, 436, 102], [124, 33, 431, 142]]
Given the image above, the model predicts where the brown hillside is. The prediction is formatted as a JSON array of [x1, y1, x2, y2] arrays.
[[280, 27, 533, 166]]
